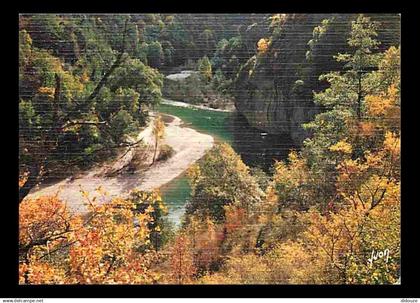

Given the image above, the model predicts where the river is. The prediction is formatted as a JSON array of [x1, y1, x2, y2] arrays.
[[155, 102, 297, 226]]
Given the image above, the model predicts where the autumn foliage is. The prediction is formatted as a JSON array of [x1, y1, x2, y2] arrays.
[[19, 191, 165, 284], [19, 14, 400, 285], [257, 38, 270, 53]]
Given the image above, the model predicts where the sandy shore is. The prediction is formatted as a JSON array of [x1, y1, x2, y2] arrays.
[[161, 98, 235, 113], [26, 113, 214, 214]]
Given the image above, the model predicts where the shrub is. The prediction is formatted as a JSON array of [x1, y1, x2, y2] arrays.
[[157, 144, 174, 161]]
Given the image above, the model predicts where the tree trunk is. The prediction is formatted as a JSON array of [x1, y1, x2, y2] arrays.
[[152, 137, 158, 165]]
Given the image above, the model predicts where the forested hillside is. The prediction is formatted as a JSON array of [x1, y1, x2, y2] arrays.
[[234, 14, 400, 143], [19, 14, 267, 201], [19, 14, 400, 285]]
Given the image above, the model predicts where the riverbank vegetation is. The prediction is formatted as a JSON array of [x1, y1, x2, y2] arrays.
[[19, 14, 400, 284], [19, 13, 263, 201]]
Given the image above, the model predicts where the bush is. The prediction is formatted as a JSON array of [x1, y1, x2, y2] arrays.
[[156, 144, 174, 161], [186, 143, 263, 223]]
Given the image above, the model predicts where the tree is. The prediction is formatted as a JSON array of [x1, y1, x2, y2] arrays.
[[200, 29, 215, 49], [168, 234, 196, 284], [186, 143, 263, 223], [128, 189, 170, 251], [229, 16, 401, 285], [334, 14, 381, 121], [152, 115, 165, 165], [108, 109, 139, 143], [183, 215, 224, 272], [198, 56, 212, 82], [299, 152, 400, 284], [19, 16, 164, 203], [268, 151, 318, 211], [19, 189, 167, 284], [147, 41, 164, 68], [300, 14, 388, 205]]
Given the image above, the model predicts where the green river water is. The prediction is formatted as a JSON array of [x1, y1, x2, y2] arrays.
[[155, 102, 297, 226], [156, 103, 233, 226]]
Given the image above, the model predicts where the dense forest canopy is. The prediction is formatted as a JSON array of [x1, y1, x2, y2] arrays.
[[19, 14, 400, 285], [18, 13, 271, 201]]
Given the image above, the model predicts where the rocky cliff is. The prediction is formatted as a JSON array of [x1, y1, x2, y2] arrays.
[[233, 13, 400, 144]]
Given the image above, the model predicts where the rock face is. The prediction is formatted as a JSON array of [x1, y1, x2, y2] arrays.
[[233, 13, 400, 144]]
